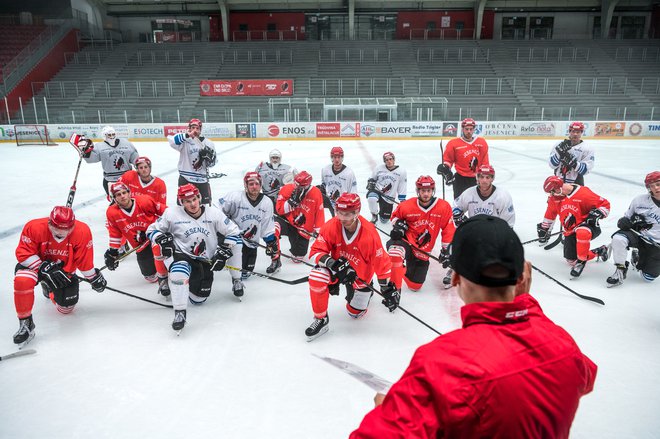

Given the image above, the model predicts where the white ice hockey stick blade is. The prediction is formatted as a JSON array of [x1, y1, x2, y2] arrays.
[[0, 348, 37, 361], [313, 354, 392, 394]]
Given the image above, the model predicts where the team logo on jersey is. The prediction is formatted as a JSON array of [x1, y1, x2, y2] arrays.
[[192, 157, 203, 170], [114, 157, 125, 170], [191, 239, 206, 256], [416, 230, 432, 247]]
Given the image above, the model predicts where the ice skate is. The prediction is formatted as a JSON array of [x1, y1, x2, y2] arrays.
[[570, 260, 587, 278], [232, 278, 245, 299], [266, 258, 282, 274], [13, 316, 35, 349], [592, 245, 610, 262], [172, 309, 186, 334], [606, 262, 628, 288], [157, 277, 171, 298], [442, 268, 453, 289], [305, 315, 329, 342]]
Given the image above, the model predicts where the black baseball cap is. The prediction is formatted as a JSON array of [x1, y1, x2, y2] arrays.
[[449, 215, 524, 287]]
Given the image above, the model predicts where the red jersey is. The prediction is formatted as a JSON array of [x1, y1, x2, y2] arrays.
[[543, 185, 610, 235], [443, 135, 489, 178], [391, 197, 455, 261], [310, 216, 391, 284], [276, 183, 325, 237], [118, 170, 167, 205], [106, 194, 166, 249], [16, 218, 95, 274]]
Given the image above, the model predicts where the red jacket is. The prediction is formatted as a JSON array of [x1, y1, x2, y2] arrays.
[[351, 294, 597, 439], [442, 136, 489, 178], [276, 183, 325, 237], [543, 185, 610, 235]]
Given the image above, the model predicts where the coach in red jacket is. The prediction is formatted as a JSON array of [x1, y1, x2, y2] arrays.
[[351, 215, 597, 439]]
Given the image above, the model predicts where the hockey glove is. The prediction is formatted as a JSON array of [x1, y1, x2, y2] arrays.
[[134, 230, 147, 244], [537, 223, 551, 244], [585, 209, 604, 228], [560, 154, 578, 171], [288, 186, 304, 208], [316, 183, 327, 196], [329, 257, 357, 285], [293, 213, 306, 227], [38, 261, 71, 290], [468, 156, 478, 172], [155, 233, 175, 258], [453, 211, 466, 226], [555, 139, 572, 156], [439, 247, 451, 268], [265, 239, 279, 257], [80, 138, 94, 158], [416, 230, 432, 247], [617, 216, 633, 231], [379, 281, 400, 312], [436, 164, 454, 185], [390, 219, 408, 241], [198, 147, 216, 165], [629, 213, 652, 232], [563, 213, 576, 230], [330, 189, 340, 201], [89, 269, 107, 292], [211, 244, 233, 271], [104, 248, 120, 271], [366, 178, 378, 192]]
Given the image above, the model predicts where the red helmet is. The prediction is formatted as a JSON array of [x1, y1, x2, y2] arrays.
[[383, 151, 395, 162], [645, 171, 660, 188], [543, 176, 564, 194], [461, 118, 476, 128], [294, 171, 313, 187], [177, 183, 200, 201], [244, 171, 262, 187], [415, 175, 436, 190], [110, 181, 130, 196], [476, 164, 495, 177], [569, 121, 585, 132], [49, 206, 75, 229], [330, 146, 344, 157], [189, 118, 202, 128], [335, 193, 361, 212], [135, 156, 151, 167]]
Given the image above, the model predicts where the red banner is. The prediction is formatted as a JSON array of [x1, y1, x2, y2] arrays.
[[200, 79, 293, 96]]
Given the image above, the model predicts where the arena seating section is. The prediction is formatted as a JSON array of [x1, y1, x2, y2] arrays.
[[0, 24, 47, 82], [9, 36, 660, 123]]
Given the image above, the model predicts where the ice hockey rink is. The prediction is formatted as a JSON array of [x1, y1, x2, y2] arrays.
[[0, 137, 659, 439]]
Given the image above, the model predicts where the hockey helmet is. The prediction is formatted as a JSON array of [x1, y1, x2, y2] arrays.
[[461, 118, 476, 128], [476, 164, 495, 177], [269, 149, 282, 159], [569, 121, 585, 132], [177, 183, 200, 201], [335, 193, 361, 212], [49, 206, 75, 230], [188, 118, 202, 128], [102, 126, 116, 140], [543, 176, 564, 194], [294, 170, 313, 187], [244, 171, 262, 187], [330, 146, 344, 157], [645, 171, 660, 188], [135, 156, 152, 168], [415, 175, 436, 190], [383, 151, 395, 162], [110, 181, 130, 197]]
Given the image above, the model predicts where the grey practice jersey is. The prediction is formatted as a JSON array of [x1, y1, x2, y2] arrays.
[[623, 193, 660, 242], [147, 205, 241, 260], [167, 134, 217, 183], [218, 191, 276, 249], [549, 140, 595, 183], [320, 164, 358, 205], [453, 185, 516, 227], [84, 138, 139, 182], [255, 162, 297, 198], [370, 164, 407, 204]]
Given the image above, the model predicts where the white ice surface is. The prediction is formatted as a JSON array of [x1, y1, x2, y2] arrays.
[[0, 138, 659, 438]]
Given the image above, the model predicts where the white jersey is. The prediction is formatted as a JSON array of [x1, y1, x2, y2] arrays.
[[167, 134, 217, 184], [147, 205, 241, 260], [624, 193, 660, 242], [453, 185, 515, 227], [549, 139, 595, 183], [370, 164, 407, 204], [255, 162, 297, 198], [320, 164, 358, 205], [218, 191, 276, 249], [84, 138, 138, 182]]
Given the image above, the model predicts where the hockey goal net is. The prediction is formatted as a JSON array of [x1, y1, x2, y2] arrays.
[[14, 124, 56, 146]]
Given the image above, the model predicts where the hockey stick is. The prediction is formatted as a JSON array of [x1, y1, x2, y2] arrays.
[[544, 231, 564, 250], [369, 187, 400, 205], [224, 264, 309, 285], [66, 133, 86, 208], [208, 172, 227, 179], [77, 276, 173, 308], [0, 348, 36, 361], [631, 229, 660, 248], [99, 240, 151, 272], [358, 276, 442, 335], [242, 237, 315, 268], [530, 264, 605, 305], [439, 140, 445, 200], [313, 354, 392, 394], [374, 225, 443, 263], [521, 231, 562, 246], [275, 214, 318, 239]]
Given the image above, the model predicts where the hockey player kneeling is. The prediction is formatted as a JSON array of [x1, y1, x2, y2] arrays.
[[147, 184, 241, 332], [305, 193, 398, 341]]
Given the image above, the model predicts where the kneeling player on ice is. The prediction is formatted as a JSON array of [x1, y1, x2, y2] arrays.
[[305, 193, 398, 341], [147, 184, 242, 332], [548, 121, 594, 185], [387, 176, 455, 292], [219, 172, 281, 279], [275, 171, 324, 263], [452, 165, 515, 227], [537, 176, 610, 278], [12, 207, 107, 346], [118, 156, 167, 204], [319, 146, 358, 217], [82, 126, 140, 198], [606, 171, 660, 287], [104, 182, 169, 295], [255, 149, 297, 204], [366, 151, 407, 224]]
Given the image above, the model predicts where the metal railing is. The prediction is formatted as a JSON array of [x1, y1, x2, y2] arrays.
[[232, 30, 300, 41], [318, 48, 390, 64], [406, 28, 476, 40], [31, 80, 190, 99]]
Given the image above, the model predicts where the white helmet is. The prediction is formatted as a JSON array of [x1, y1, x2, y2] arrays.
[[269, 149, 282, 168], [102, 126, 116, 141]]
